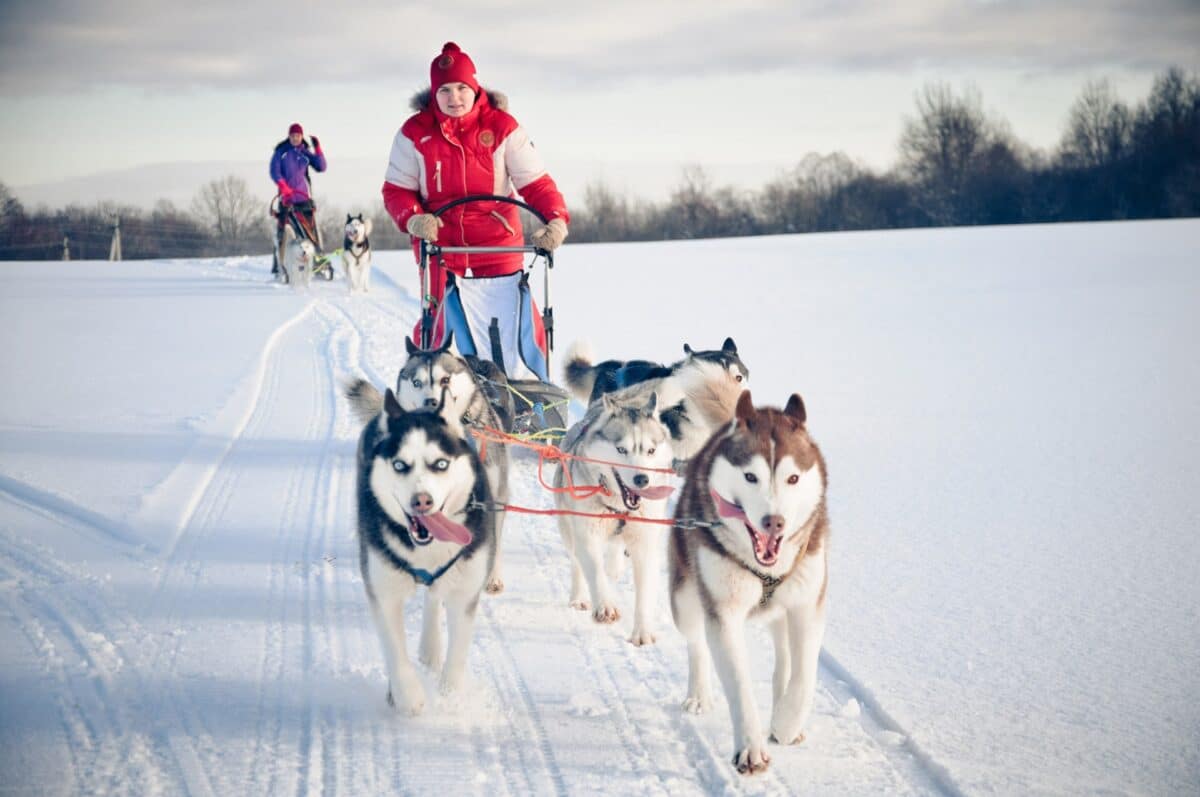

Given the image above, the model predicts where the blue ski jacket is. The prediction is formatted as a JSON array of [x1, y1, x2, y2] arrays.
[[269, 140, 326, 204]]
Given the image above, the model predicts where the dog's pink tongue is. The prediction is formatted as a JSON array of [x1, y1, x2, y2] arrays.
[[710, 489, 747, 520], [631, 484, 675, 500], [420, 512, 473, 546]]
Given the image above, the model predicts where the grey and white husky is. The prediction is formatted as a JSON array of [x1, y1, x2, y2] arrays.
[[669, 390, 829, 775], [357, 389, 496, 713], [341, 213, 373, 294], [555, 391, 676, 645], [346, 334, 511, 594], [564, 338, 749, 467]]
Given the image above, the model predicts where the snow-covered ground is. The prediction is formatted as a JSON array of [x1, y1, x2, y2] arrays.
[[1, 219, 1197, 795]]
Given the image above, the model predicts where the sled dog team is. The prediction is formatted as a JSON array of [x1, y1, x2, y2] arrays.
[[279, 213, 373, 293], [345, 336, 829, 776]]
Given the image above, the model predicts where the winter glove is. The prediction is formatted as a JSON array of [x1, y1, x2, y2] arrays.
[[406, 213, 442, 241], [309, 135, 320, 151], [276, 179, 294, 204], [530, 218, 567, 251]]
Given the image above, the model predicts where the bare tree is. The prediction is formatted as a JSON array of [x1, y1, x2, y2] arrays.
[[1060, 79, 1132, 169], [899, 83, 996, 224], [192, 175, 265, 251]]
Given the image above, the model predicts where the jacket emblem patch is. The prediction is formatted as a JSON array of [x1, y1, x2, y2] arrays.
[[479, 130, 495, 147]]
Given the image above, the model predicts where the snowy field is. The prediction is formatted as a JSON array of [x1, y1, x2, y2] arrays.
[[1, 218, 1197, 795]]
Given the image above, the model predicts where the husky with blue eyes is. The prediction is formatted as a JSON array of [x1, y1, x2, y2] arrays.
[[356, 388, 495, 715], [669, 390, 829, 776], [346, 333, 512, 595]]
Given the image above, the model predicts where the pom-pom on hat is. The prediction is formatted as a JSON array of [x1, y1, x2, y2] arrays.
[[288, 122, 303, 135], [430, 42, 479, 94]]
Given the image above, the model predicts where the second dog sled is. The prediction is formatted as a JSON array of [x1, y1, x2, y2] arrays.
[[270, 197, 335, 282], [419, 194, 570, 441]]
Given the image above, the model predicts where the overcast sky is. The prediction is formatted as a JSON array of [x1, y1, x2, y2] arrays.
[[1, 1, 1197, 206]]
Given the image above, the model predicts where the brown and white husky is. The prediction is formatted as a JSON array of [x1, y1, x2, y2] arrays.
[[668, 391, 829, 775]]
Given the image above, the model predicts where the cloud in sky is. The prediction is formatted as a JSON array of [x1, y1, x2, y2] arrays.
[[1, 1, 1197, 93]]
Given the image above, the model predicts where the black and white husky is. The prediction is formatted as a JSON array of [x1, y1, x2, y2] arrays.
[[564, 338, 750, 467], [555, 391, 676, 645], [346, 334, 511, 594], [341, 213, 372, 294], [669, 391, 829, 775], [357, 389, 496, 713]]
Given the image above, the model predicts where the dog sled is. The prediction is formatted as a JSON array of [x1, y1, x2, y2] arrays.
[[270, 196, 335, 282], [419, 194, 570, 441]]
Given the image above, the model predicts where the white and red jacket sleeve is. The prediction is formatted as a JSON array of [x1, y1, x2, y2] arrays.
[[381, 129, 425, 230], [501, 125, 569, 225]]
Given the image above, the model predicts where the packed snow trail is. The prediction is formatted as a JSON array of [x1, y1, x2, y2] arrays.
[[0, 255, 947, 795]]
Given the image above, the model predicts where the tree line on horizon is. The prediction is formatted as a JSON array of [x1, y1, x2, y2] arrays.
[[0, 66, 1196, 261]]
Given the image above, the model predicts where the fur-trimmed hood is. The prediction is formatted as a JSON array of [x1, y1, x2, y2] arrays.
[[410, 87, 508, 113]]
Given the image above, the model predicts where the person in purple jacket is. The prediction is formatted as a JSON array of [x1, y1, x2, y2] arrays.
[[270, 122, 326, 276]]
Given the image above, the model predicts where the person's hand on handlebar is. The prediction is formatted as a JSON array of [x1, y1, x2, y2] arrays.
[[530, 218, 567, 251], [406, 213, 443, 241]]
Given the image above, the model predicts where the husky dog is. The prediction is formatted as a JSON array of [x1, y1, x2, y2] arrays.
[[669, 391, 829, 775], [564, 338, 750, 467], [281, 234, 316, 289], [357, 389, 495, 713], [341, 213, 373, 293], [555, 391, 676, 645], [345, 334, 511, 594]]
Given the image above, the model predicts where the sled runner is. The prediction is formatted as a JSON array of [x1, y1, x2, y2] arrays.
[[419, 194, 570, 440], [271, 196, 336, 282]]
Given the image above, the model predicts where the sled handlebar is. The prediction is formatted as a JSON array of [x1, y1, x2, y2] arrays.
[[418, 194, 557, 354], [429, 194, 549, 224]]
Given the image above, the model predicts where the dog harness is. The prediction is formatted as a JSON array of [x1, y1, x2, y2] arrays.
[[376, 525, 472, 586]]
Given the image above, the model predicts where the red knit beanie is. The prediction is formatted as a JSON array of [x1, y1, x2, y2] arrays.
[[430, 42, 479, 94], [288, 122, 303, 135]]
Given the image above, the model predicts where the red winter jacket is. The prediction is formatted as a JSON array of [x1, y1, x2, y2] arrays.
[[382, 89, 569, 277]]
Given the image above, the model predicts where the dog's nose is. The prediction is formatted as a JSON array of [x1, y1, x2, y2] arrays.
[[410, 492, 434, 513], [761, 514, 785, 535], [632, 473, 649, 488], [423, 398, 438, 408]]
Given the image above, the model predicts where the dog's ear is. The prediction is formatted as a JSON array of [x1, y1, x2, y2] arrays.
[[683, 343, 694, 356], [783, 393, 806, 425], [735, 390, 755, 423], [436, 330, 455, 354], [723, 337, 737, 354], [601, 392, 617, 412], [384, 388, 405, 418], [405, 336, 418, 355], [346, 213, 352, 222], [643, 391, 658, 416]]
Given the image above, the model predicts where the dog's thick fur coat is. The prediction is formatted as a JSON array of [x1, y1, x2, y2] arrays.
[[345, 335, 511, 594], [564, 338, 750, 466], [554, 390, 675, 645], [357, 390, 496, 713], [669, 391, 829, 775]]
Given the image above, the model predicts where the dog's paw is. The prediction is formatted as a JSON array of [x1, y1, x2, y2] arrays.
[[485, 576, 505, 595], [681, 694, 712, 714], [568, 597, 590, 611], [732, 742, 771, 775], [628, 626, 657, 646], [387, 677, 426, 716], [769, 730, 806, 746], [438, 672, 464, 697], [769, 701, 808, 746], [418, 647, 443, 672], [592, 604, 621, 624]]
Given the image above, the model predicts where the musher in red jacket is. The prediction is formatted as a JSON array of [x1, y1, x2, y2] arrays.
[[382, 42, 569, 375]]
